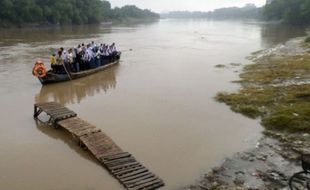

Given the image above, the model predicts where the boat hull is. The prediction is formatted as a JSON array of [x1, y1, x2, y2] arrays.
[[38, 53, 121, 85]]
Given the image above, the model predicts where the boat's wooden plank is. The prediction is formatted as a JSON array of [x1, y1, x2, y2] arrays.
[[87, 142, 116, 152], [52, 113, 77, 121], [95, 150, 123, 160], [82, 137, 111, 147], [127, 176, 158, 188], [83, 139, 116, 150], [65, 124, 97, 135], [35, 102, 59, 108], [71, 123, 99, 132], [129, 179, 162, 190], [37, 102, 59, 105], [38, 104, 63, 110], [112, 165, 144, 176], [39, 105, 61, 112], [104, 158, 137, 168], [82, 136, 121, 153], [80, 131, 110, 141], [49, 111, 75, 118], [51, 111, 76, 117], [123, 173, 155, 186], [93, 148, 122, 158], [117, 168, 149, 179], [103, 156, 136, 165], [81, 135, 111, 146], [62, 124, 93, 133], [109, 161, 140, 171], [111, 163, 142, 174], [35, 102, 58, 107], [102, 152, 131, 161], [60, 117, 82, 123], [44, 107, 68, 113], [75, 129, 101, 137], [50, 112, 76, 119], [133, 180, 164, 190], [120, 172, 154, 183], [57, 117, 77, 125], [47, 109, 73, 116], [39, 105, 63, 110], [58, 118, 92, 130], [47, 107, 74, 114], [87, 143, 121, 157]]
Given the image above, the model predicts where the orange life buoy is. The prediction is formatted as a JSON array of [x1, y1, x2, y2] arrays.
[[33, 61, 47, 78]]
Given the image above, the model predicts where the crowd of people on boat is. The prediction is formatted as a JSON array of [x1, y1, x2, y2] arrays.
[[50, 42, 119, 74]]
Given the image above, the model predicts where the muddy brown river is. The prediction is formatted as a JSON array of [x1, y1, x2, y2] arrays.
[[0, 20, 306, 190]]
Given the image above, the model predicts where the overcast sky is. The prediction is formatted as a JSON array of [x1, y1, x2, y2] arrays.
[[108, 0, 266, 12]]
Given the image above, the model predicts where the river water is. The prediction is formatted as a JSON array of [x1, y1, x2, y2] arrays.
[[0, 20, 306, 190]]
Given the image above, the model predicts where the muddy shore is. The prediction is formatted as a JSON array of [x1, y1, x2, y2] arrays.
[[186, 38, 310, 190], [187, 131, 310, 190]]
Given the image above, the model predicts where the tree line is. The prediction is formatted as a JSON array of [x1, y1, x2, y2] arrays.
[[0, 0, 159, 27], [162, 1, 310, 26], [161, 4, 263, 19], [264, 0, 310, 25]]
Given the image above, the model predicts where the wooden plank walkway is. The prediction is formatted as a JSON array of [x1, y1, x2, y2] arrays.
[[34, 102, 77, 127], [34, 102, 164, 190]]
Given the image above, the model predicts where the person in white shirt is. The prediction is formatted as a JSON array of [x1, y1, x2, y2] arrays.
[[85, 45, 95, 69], [111, 43, 117, 54], [67, 49, 74, 64], [98, 44, 107, 65], [91, 41, 96, 48]]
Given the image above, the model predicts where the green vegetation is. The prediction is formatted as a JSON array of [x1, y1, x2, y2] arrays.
[[111, 5, 159, 22], [162, 1, 310, 25], [216, 48, 310, 132], [161, 4, 262, 19], [264, 0, 310, 25], [0, 0, 159, 27]]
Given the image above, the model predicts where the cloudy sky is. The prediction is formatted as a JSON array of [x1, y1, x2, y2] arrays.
[[108, 0, 267, 12]]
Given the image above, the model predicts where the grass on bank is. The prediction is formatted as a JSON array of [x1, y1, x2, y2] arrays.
[[305, 35, 310, 43], [216, 50, 310, 133]]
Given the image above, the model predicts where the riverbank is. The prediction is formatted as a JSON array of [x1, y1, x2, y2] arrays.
[[187, 37, 310, 189], [0, 18, 159, 29]]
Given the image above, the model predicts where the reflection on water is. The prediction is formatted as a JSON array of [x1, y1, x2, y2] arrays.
[[34, 119, 100, 165], [260, 23, 307, 47], [0, 25, 110, 45], [35, 65, 119, 105], [0, 21, 159, 46]]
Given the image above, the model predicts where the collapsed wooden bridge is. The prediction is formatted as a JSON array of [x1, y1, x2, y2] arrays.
[[34, 102, 164, 190]]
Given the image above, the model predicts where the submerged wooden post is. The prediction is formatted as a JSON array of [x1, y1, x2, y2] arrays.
[[33, 102, 164, 190]]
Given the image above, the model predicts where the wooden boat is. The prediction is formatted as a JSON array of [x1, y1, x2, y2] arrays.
[[37, 52, 121, 85]]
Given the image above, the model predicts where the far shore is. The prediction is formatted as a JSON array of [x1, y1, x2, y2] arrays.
[[0, 18, 160, 29]]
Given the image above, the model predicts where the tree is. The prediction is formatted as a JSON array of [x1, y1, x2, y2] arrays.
[[0, 0, 159, 27], [264, 0, 310, 25]]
